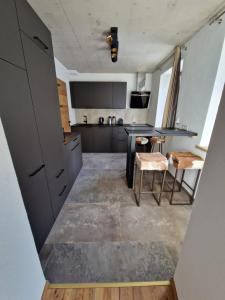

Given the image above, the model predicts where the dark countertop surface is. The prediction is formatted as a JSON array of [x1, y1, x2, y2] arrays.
[[64, 132, 80, 145], [70, 123, 197, 137], [124, 126, 197, 137], [71, 123, 152, 128]]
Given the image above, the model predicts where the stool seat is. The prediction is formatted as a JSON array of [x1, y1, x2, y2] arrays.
[[173, 155, 204, 170], [136, 152, 168, 171], [136, 137, 149, 145], [150, 137, 166, 144], [166, 151, 194, 159]]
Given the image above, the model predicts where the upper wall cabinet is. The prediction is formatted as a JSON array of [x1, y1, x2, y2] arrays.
[[112, 82, 127, 109], [70, 81, 127, 109], [15, 0, 54, 57], [0, 0, 25, 68]]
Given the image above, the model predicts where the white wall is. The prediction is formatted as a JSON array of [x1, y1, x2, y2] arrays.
[[174, 85, 225, 300], [54, 57, 76, 124], [161, 17, 225, 189], [200, 36, 225, 146], [0, 119, 45, 300], [69, 72, 152, 124]]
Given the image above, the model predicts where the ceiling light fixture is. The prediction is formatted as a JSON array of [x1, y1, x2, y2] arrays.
[[106, 27, 119, 63]]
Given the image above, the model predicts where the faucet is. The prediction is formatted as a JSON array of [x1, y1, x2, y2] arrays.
[[83, 115, 87, 124]]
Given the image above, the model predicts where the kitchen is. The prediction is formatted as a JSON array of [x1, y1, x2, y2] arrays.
[[1, 0, 225, 298]]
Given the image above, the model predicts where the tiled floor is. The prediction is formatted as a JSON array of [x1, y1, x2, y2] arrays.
[[40, 153, 192, 283]]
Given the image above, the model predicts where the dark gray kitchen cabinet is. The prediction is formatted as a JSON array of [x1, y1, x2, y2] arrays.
[[112, 126, 127, 152], [75, 126, 94, 152], [20, 167, 54, 252], [0, 0, 25, 68], [21, 32, 65, 184], [72, 125, 127, 153], [0, 59, 44, 179], [92, 127, 112, 152], [112, 82, 127, 108], [70, 82, 92, 108], [70, 82, 126, 109], [91, 82, 112, 108], [15, 0, 54, 57], [48, 169, 68, 218], [64, 135, 83, 189], [0, 59, 54, 252]]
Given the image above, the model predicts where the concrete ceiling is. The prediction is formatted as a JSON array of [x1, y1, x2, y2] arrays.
[[28, 0, 225, 73]]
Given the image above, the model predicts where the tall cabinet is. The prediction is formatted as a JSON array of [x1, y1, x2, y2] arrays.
[[0, 0, 70, 251]]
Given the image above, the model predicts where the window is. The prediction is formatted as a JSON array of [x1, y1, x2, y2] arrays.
[[200, 37, 225, 147]]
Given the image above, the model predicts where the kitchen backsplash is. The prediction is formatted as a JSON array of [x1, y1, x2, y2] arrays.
[[75, 109, 150, 124]]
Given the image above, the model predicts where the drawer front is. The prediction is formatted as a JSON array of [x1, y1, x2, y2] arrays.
[[15, 0, 53, 57], [49, 169, 68, 218], [66, 139, 82, 186], [69, 135, 81, 150]]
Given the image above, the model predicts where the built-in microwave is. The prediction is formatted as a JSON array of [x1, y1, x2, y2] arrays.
[[130, 91, 150, 108]]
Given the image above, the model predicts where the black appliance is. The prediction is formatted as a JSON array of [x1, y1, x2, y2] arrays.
[[130, 91, 150, 108], [117, 118, 123, 126], [99, 117, 104, 125]]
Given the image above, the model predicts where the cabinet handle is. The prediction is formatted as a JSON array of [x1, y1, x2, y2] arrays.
[[33, 36, 49, 50], [71, 143, 79, 151], [56, 168, 64, 178], [29, 164, 45, 177], [58, 185, 67, 197]]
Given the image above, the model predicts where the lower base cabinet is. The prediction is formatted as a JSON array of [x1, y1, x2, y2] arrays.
[[72, 126, 127, 153], [65, 134, 83, 189]]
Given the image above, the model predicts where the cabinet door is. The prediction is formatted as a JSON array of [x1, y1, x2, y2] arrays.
[[92, 127, 112, 152], [70, 82, 91, 108], [112, 82, 127, 108], [15, 0, 54, 57], [91, 82, 112, 108], [73, 142, 82, 178], [112, 127, 127, 152], [0, 59, 43, 178], [0, 59, 54, 252], [73, 126, 94, 152], [0, 0, 25, 68], [20, 167, 54, 252], [21, 33, 65, 182]]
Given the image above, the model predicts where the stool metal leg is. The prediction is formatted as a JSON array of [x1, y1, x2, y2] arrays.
[[137, 170, 143, 206], [170, 169, 178, 204], [191, 169, 202, 204], [133, 162, 137, 193], [179, 169, 185, 192], [152, 171, 155, 191], [153, 170, 167, 206]]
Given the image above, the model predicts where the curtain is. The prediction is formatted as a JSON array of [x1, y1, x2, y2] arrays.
[[162, 46, 181, 128]]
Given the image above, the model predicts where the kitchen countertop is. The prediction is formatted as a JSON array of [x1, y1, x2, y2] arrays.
[[124, 125, 197, 137], [71, 123, 152, 128], [64, 132, 80, 145]]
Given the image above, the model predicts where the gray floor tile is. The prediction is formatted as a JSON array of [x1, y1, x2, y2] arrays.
[[46, 203, 121, 244], [44, 241, 175, 283], [41, 153, 191, 283]]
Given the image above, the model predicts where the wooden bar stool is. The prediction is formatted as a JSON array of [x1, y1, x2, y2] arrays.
[[150, 137, 166, 153], [166, 151, 204, 205], [136, 136, 149, 152], [133, 152, 168, 206]]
